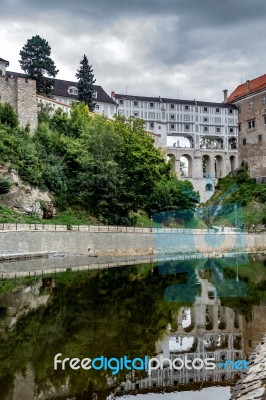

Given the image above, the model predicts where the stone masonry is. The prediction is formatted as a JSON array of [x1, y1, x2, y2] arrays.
[[230, 335, 266, 400], [0, 75, 38, 134]]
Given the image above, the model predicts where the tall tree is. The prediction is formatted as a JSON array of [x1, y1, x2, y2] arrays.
[[19, 35, 58, 95], [76, 55, 96, 111]]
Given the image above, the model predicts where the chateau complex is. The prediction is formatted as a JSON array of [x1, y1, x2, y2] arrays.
[[1, 55, 265, 200], [112, 92, 238, 201]]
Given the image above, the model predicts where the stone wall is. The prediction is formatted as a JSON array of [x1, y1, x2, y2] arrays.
[[0, 230, 266, 258], [0, 75, 38, 133]]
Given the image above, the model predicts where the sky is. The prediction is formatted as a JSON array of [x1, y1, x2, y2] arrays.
[[1, 0, 266, 102]]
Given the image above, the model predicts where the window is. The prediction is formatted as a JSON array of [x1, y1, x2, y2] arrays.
[[119, 99, 124, 105], [203, 107, 208, 112], [170, 124, 175, 130], [133, 111, 139, 117], [184, 105, 190, 111], [229, 127, 234, 133], [149, 102, 154, 108], [216, 127, 221, 133], [170, 114, 175, 120], [133, 101, 139, 107], [148, 112, 155, 118], [95, 104, 100, 110], [184, 115, 190, 121], [215, 117, 221, 123], [215, 108, 220, 113], [248, 101, 253, 110], [258, 134, 262, 142], [68, 86, 78, 95], [158, 126, 161, 130], [229, 109, 234, 114], [150, 122, 154, 129], [248, 119, 255, 129], [203, 117, 208, 122], [170, 104, 175, 109], [262, 97, 266, 105], [93, 90, 97, 98], [204, 126, 208, 132], [185, 124, 190, 130], [243, 138, 246, 145], [238, 123, 241, 132]]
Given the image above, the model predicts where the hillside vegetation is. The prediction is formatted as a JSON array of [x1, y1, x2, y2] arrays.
[[203, 162, 266, 227], [0, 102, 199, 225]]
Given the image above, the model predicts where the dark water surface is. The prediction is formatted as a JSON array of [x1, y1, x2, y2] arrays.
[[0, 253, 266, 400]]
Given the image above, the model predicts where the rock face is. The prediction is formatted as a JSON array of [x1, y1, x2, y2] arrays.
[[230, 335, 266, 400], [0, 166, 55, 218]]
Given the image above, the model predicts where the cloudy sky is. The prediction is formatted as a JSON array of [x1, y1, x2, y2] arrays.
[[1, 0, 266, 102]]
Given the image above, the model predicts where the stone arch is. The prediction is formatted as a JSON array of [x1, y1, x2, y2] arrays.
[[230, 155, 236, 171], [205, 183, 213, 191], [214, 155, 223, 178], [180, 154, 192, 178], [202, 154, 211, 178]]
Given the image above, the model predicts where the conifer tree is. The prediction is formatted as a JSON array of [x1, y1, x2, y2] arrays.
[[76, 55, 96, 111], [19, 35, 58, 95]]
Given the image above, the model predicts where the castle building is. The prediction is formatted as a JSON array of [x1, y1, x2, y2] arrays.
[[227, 74, 266, 182], [112, 92, 238, 201], [0, 59, 38, 132], [0, 58, 9, 76], [51, 78, 117, 118]]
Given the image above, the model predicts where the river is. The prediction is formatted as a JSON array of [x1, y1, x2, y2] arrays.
[[0, 253, 265, 400]]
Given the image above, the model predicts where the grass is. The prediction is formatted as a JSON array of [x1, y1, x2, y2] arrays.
[[213, 201, 266, 227]]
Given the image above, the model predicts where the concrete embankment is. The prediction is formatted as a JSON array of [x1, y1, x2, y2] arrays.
[[230, 335, 266, 400], [1, 229, 266, 261]]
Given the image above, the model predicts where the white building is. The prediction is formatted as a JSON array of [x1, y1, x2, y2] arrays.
[[52, 78, 117, 118], [0, 58, 9, 76], [112, 92, 238, 201]]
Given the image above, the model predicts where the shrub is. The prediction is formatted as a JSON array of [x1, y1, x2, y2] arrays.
[[0, 103, 19, 128], [0, 179, 11, 194]]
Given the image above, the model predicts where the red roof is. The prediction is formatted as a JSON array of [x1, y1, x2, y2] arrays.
[[227, 74, 266, 102]]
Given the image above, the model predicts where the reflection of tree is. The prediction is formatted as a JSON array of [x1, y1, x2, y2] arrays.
[[0, 264, 182, 399]]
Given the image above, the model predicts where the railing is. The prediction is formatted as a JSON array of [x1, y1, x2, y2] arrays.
[[0, 223, 263, 234]]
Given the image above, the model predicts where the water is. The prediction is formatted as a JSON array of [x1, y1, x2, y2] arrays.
[[0, 253, 266, 400]]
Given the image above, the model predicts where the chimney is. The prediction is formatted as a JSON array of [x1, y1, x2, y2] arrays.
[[246, 80, 250, 93], [223, 89, 228, 103], [111, 91, 115, 99]]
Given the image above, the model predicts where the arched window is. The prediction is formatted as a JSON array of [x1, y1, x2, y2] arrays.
[[206, 183, 213, 191]]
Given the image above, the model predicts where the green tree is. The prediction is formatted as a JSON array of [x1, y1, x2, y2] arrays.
[[19, 35, 58, 95], [0, 103, 19, 128], [76, 55, 96, 111]]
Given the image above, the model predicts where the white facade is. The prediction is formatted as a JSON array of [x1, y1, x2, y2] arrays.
[[114, 94, 238, 201]]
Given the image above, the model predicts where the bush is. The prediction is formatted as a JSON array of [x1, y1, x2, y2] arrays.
[[0, 103, 19, 128], [0, 179, 11, 194]]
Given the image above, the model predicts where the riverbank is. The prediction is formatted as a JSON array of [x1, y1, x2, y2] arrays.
[[1, 228, 266, 261], [230, 335, 266, 400]]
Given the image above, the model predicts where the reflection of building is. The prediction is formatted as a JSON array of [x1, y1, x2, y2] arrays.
[[117, 276, 245, 394], [227, 75, 266, 182], [112, 92, 238, 201]]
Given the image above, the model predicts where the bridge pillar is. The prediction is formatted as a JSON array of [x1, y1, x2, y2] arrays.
[[192, 151, 202, 178]]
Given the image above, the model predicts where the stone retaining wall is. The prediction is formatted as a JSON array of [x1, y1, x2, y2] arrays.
[[230, 335, 266, 400], [0, 230, 266, 258]]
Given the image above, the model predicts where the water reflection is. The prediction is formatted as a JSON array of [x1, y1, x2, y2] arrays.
[[0, 254, 265, 399]]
